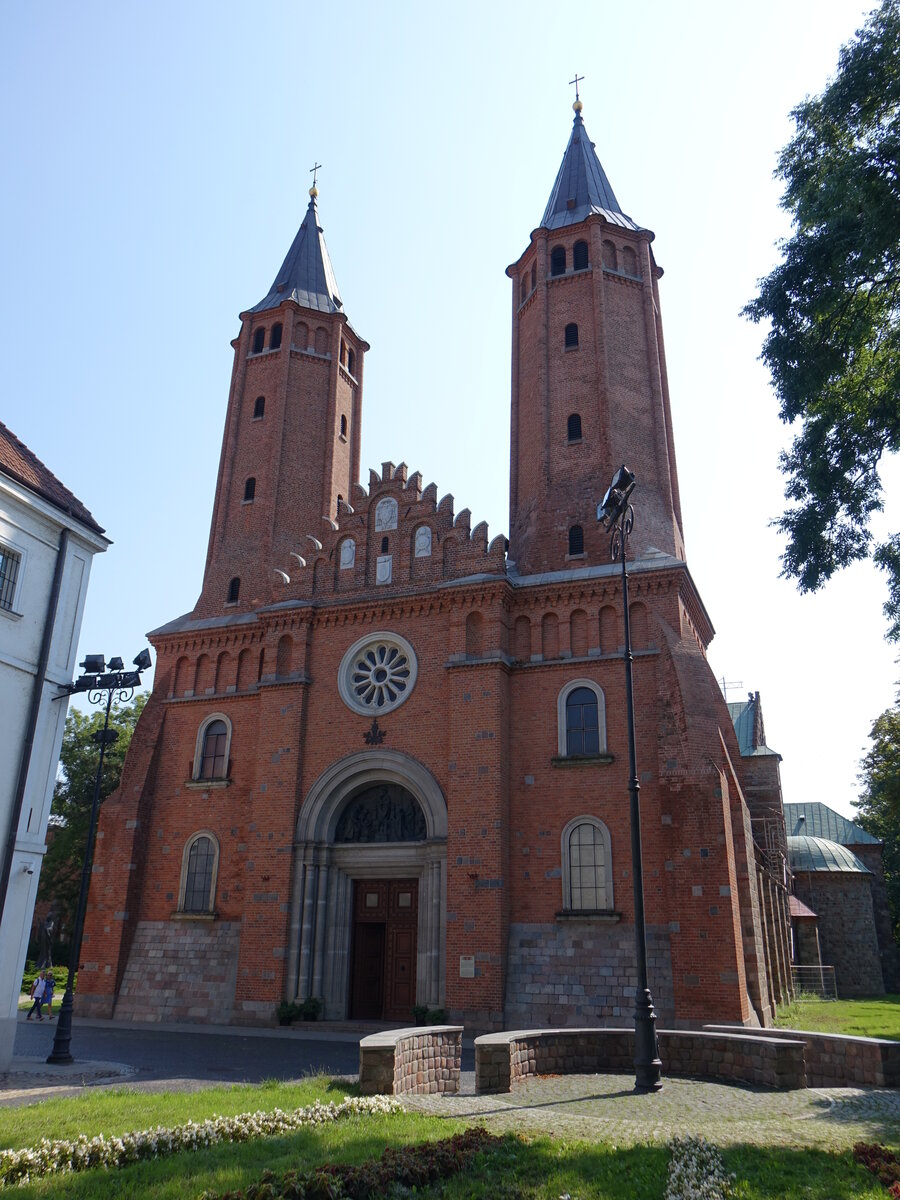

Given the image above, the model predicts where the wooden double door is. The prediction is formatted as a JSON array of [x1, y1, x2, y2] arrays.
[[349, 878, 418, 1021]]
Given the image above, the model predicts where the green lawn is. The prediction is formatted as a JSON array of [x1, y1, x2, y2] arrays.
[[774, 993, 900, 1040], [0, 1079, 891, 1200]]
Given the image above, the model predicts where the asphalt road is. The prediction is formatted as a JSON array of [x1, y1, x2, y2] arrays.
[[13, 1019, 363, 1086]]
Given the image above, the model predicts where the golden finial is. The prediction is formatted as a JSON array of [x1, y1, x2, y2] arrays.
[[309, 185, 319, 198], [573, 99, 583, 113]]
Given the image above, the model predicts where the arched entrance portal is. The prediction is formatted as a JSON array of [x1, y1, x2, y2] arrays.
[[288, 751, 447, 1020]]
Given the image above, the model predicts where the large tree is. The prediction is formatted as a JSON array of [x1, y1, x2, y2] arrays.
[[36, 693, 147, 945], [744, 0, 900, 637], [856, 700, 900, 941]]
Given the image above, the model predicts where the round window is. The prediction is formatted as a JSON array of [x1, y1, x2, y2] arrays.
[[338, 632, 418, 716]]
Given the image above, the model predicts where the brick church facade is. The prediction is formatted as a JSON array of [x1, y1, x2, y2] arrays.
[[81, 101, 791, 1030]]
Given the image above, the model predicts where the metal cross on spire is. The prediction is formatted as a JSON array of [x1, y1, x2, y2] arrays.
[[569, 73, 584, 102], [309, 161, 322, 187]]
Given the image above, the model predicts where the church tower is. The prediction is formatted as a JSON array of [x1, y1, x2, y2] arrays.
[[507, 98, 684, 575], [195, 184, 369, 618]]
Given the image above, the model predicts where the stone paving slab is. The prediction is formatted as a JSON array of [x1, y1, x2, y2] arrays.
[[402, 1073, 900, 1150]]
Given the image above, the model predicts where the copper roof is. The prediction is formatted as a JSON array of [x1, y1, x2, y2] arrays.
[[0, 422, 105, 535], [788, 835, 871, 875]]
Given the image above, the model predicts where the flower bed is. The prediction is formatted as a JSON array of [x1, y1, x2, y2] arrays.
[[0, 1096, 400, 1188], [200, 1127, 503, 1200], [666, 1136, 736, 1200]]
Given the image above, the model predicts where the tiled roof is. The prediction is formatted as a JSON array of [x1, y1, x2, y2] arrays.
[[789, 895, 818, 919], [249, 193, 343, 315], [783, 802, 880, 846], [0, 421, 105, 535], [788, 835, 871, 875], [541, 108, 644, 232]]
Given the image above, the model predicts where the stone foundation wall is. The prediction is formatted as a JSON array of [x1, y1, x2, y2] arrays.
[[504, 922, 674, 1026], [706, 1025, 900, 1089], [475, 1028, 806, 1093], [113, 919, 240, 1022], [359, 1026, 462, 1095], [792, 872, 884, 996]]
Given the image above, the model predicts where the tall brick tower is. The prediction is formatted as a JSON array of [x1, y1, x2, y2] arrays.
[[195, 185, 369, 618], [507, 98, 684, 575]]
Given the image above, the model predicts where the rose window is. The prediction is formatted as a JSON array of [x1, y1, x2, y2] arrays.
[[338, 632, 418, 716]]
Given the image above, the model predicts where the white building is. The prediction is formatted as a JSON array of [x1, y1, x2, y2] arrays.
[[0, 422, 107, 1068]]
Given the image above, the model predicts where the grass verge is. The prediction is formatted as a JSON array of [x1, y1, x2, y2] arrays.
[[0, 1080, 893, 1199], [774, 993, 900, 1039]]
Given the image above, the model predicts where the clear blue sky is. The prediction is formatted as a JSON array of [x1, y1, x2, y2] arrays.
[[2, 1, 895, 817]]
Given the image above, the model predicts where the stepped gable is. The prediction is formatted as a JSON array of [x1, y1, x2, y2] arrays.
[[270, 459, 507, 603]]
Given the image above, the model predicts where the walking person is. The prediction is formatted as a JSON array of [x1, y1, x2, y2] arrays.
[[26, 970, 46, 1021], [43, 973, 56, 1020]]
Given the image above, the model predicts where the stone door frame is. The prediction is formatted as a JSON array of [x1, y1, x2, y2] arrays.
[[287, 750, 447, 1019]]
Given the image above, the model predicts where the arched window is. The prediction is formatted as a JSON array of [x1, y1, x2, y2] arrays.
[[561, 816, 613, 912], [530, 262, 536, 291], [193, 714, 232, 780], [568, 525, 584, 555], [340, 342, 347, 365], [564, 322, 579, 348], [340, 414, 348, 438], [276, 634, 293, 678], [520, 277, 527, 304], [270, 322, 283, 350], [550, 246, 566, 276], [602, 240, 618, 271], [227, 577, 240, 604], [243, 477, 256, 502], [567, 413, 582, 442], [314, 326, 328, 355], [557, 678, 607, 757], [252, 327, 265, 354], [514, 614, 531, 661], [296, 321, 309, 350], [347, 348, 356, 375], [253, 395, 265, 419], [622, 246, 640, 278], [573, 240, 589, 270], [179, 832, 219, 914]]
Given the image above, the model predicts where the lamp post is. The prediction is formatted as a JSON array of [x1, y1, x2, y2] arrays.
[[597, 466, 662, 1092], [47, 649, 151, 1065]]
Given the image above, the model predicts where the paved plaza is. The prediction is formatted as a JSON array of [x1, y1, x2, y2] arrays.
[[2, 1017, 898, 1152]]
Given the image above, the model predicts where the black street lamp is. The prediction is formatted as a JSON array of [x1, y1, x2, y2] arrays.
[[47, 649, 151, 1065], [597, 466, 662, 1092]]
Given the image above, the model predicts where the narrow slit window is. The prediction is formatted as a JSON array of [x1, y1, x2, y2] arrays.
[[567, 413, 582, 442], [0, 545, 21, 611], [269, 323, 283, 350], [573, 240, 589, 270], [340, 414, 348, 437], [252, 328, 265, 354], [568, 524, 584, 555], [550, 246, 566, 277], [227, 577, 240, 603], [564, 323, 579, 348], [253, 396, 265, 419], [243, 477, 256, 502]]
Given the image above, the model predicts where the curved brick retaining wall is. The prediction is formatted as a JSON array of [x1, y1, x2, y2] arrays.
[[475, 1028, 807, 1092], [704, 1025, 900, 1089], [359, 1026, 463, 1096]]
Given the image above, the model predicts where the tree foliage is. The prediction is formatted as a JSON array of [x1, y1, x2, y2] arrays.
[[855, 700, 900, 939], [37, 693, 147, 940], [744, 0, 900, 637]]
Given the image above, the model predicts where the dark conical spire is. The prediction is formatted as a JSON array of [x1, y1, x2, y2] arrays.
[[249, 186, 343, 314], [541, 102, 643, 232]]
